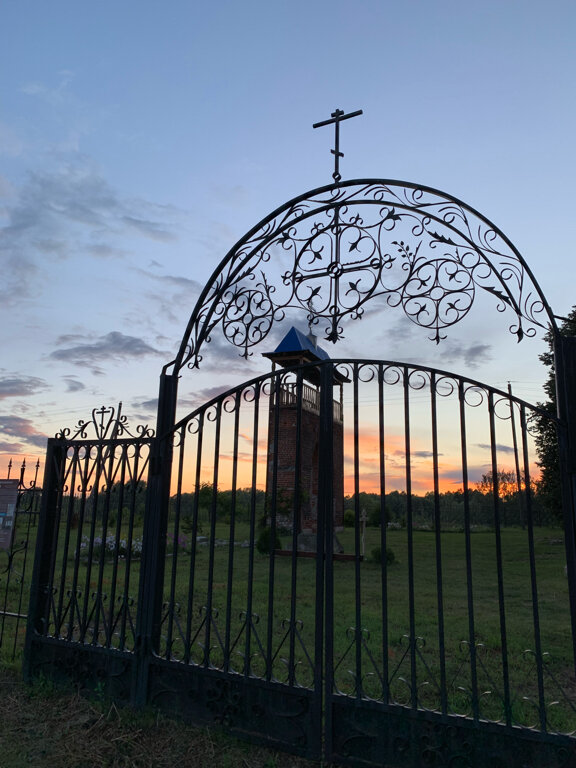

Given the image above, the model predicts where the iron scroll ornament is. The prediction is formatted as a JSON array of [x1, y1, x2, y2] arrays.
[[169, 179, 557, 374]]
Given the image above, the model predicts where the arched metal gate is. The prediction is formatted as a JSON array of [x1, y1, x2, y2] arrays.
[[25, 174, 576, 767]]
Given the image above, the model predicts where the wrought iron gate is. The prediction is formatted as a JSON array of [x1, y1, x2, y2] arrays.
[[25, 360, 576, 766], [22, 164, 576, 765]]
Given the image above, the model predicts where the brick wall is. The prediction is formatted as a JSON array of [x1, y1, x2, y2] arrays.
[[266, 395, 343, 533]]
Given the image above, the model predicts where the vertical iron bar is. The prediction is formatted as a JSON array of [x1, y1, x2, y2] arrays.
[[184, 417, 204, 664], [67, 445, 94, 640], [54, 445, 78, 636], [508, 383, 525, 529], [244, 381, 261, 676], [266, 373, 291, 682], [282, 371, 303, 685], [353, 364, 362, 698], [520, 403, 547, 731], [107, 444, 128, 648], [120, 445, 145, 651], [224, 390, 241, 674], [404, 366, 417, 709], [204, 401, 222, 667], [378, 364, 390, 703], [319, 361, 333, 759], [459, 381, 479, 721], [67, 445, 90, 641], [81, 443, 103, 642], [267, 373, 283, 679], [165, 429, 186, 660], [488, 390, 511, 725], [92, 441, 116, 644], [430, 372, 447, 713]]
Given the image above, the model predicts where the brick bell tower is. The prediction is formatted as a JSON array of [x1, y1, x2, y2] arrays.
[[263, 326, 344, 547]]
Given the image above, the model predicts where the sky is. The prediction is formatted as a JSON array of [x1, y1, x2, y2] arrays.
[[1, 0, 576, 476]]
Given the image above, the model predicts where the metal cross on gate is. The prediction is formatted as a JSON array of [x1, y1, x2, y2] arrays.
[[313, 108, 363, 182]]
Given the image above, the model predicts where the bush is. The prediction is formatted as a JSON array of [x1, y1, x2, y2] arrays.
[[370, 546, 395, 566], [343, 510, 355, 527], [256, 527, 281, 554]]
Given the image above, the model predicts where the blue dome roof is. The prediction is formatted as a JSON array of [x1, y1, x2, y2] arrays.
[[270, 326, 330, 360]]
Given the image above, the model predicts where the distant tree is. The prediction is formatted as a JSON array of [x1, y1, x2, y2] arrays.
[[532, 307, 576, 521], [475, 469, 521, 501]]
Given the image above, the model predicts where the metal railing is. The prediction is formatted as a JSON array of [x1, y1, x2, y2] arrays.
[[0, 459, 41, 661]]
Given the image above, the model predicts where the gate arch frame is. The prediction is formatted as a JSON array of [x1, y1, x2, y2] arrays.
[[167, 177, 558, 381]]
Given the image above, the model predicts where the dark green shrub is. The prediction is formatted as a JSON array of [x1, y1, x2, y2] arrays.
[[343, 509, 355, 527], [256, 527, 281, 554], [370, 546, 395, 566]]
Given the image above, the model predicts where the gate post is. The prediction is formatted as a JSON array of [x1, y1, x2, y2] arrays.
[[23, 438, 66, 678], [318, 361, 334, 760], [553, 332, 576, 668], [133, 371, 178, 706]]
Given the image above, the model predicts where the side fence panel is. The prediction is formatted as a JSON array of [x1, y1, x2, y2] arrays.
[[24, 434, 152, 703], [0, 461, 41, 661]]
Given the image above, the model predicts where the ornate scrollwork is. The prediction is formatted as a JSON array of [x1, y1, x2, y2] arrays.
[[56, 404, 154, 441], [173, 180, 555, 372]]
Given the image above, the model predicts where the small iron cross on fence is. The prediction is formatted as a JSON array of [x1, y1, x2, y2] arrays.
[[313, 108, 363, 182]]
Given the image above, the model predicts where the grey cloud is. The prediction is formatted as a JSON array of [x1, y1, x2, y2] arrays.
[[152, 273, 202, 290], [63, 376, 86, 393], [476, 443, 515, 454], [86, 243, 127, 259], [32, 238, 69, 256], [53, 333, 86, 345], [462, 344, 492, 368], [389, 449, 441, 460], [437, 341, 492, 369], [50, 331, 168, 373], [438, 469, 464, 482], [0, 440, 25, 453], [0, 415, 48, 448], [194, 385, 235, 403], [137, 267, 203, 293], [186, 330, 263, 379], [0, 374, 49, 399], [0, 159, 184, 304], [123, 216, 175, 242], [134, 269, 203, 327], [131, 398, 158, 412]]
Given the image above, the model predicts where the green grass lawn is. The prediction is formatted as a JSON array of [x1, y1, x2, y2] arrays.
[[11, 519, 576, 733], [158, 524, 576, 730]]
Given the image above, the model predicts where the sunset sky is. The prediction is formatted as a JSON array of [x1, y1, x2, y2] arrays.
[[2, 1, 575, 477]]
